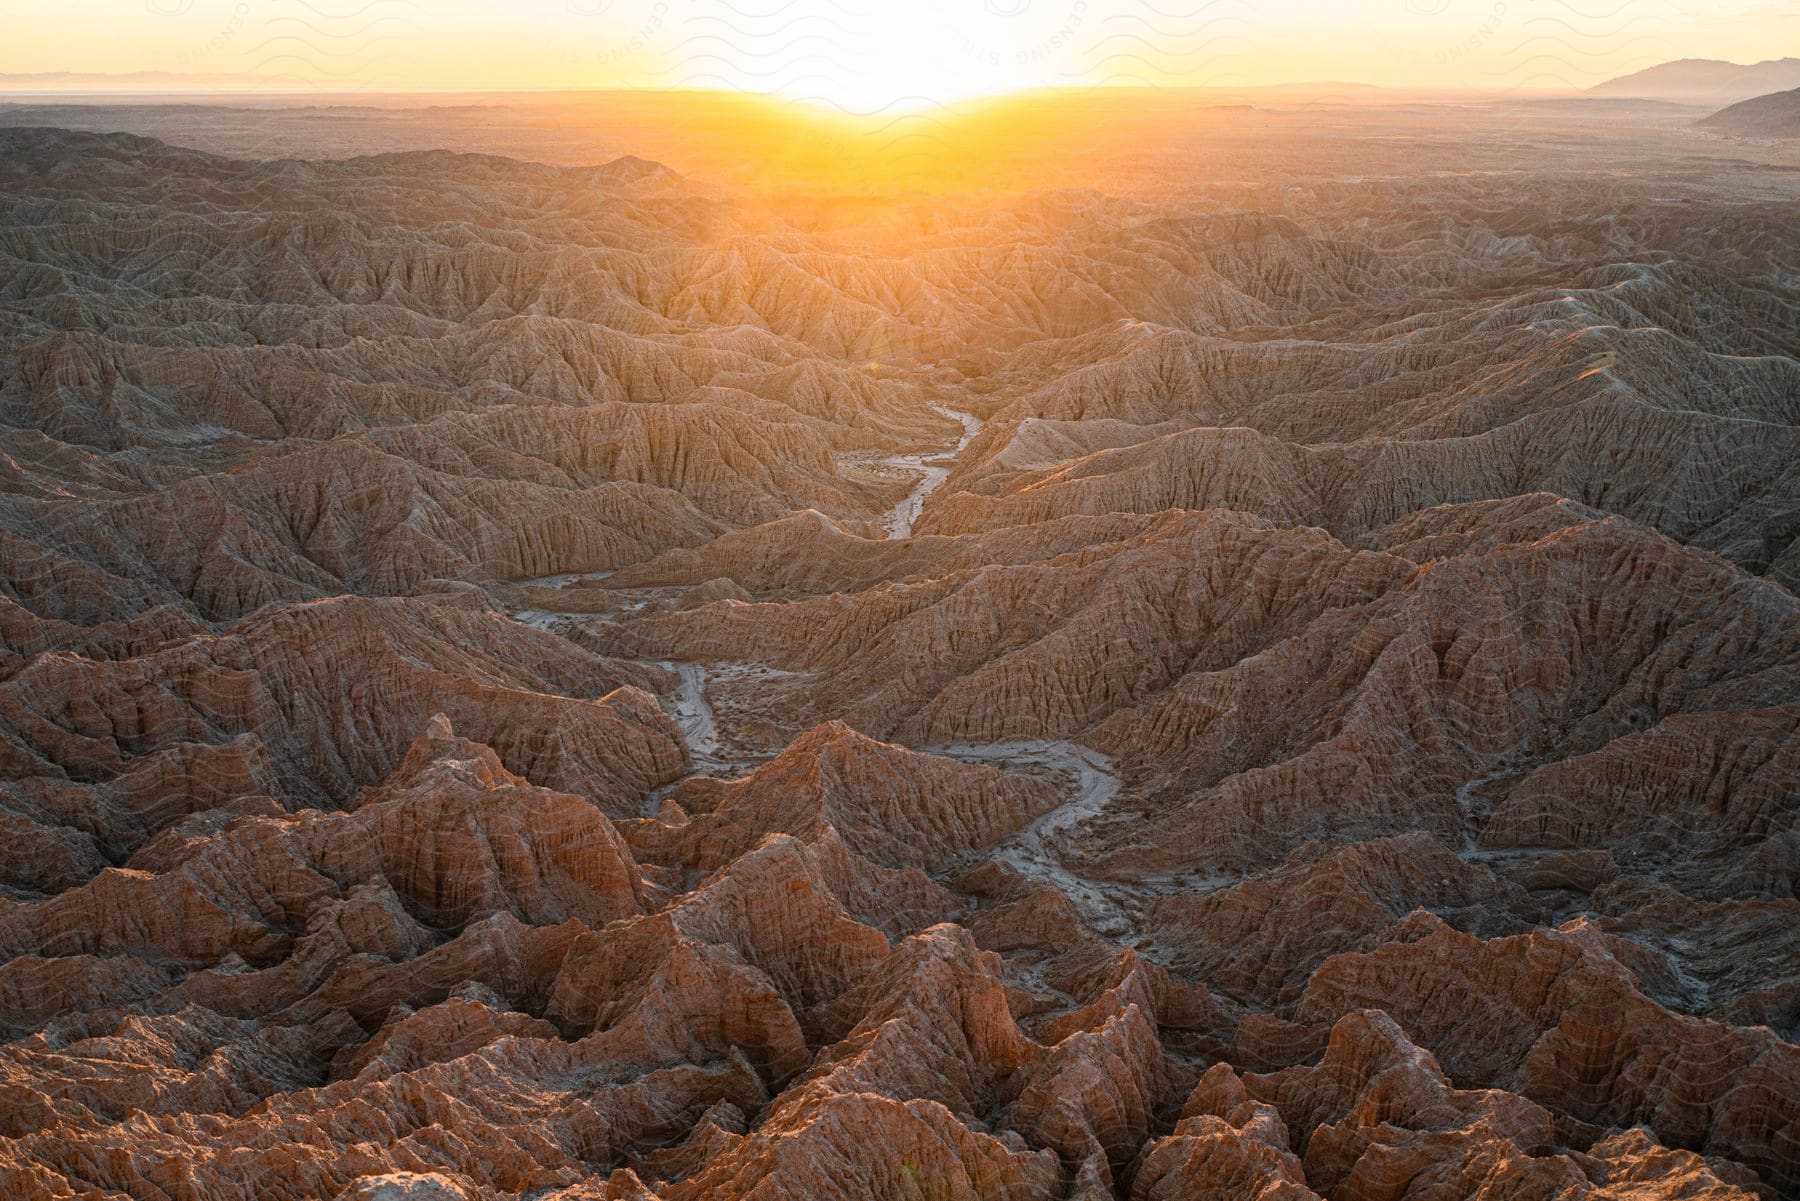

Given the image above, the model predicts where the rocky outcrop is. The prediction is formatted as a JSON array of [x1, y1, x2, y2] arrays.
[[1148, 834, 1530, 1009], [623, 721, 1059, 873], [1297, 916, 1800, 1191], [0, 595, 686, 884]]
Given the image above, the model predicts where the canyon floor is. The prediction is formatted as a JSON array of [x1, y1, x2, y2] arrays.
[[0, 95, 1796, 1200]]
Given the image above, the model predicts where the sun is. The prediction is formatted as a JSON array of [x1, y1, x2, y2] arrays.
[[646, 0, 1094, 115]]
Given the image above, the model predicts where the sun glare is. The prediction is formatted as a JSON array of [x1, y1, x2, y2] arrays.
[[643, 0, 1093, 115]]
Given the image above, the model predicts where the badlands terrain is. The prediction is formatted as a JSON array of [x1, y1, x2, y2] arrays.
[[0, 95, 1796, 1199]]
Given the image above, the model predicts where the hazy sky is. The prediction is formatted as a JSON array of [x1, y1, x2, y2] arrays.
[[3, 0, 1797, 110]]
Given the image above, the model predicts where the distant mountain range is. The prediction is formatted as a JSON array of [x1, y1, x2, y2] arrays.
[[1701, 86, 1800, 138], [1590, 57, 1800, 106]]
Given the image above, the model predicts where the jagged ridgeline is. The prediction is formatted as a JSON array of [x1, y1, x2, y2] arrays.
[[0, 112, 1795, 1201]]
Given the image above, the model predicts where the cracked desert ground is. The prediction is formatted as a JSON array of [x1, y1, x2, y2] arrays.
[[0, 90, 1796, 1200]]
